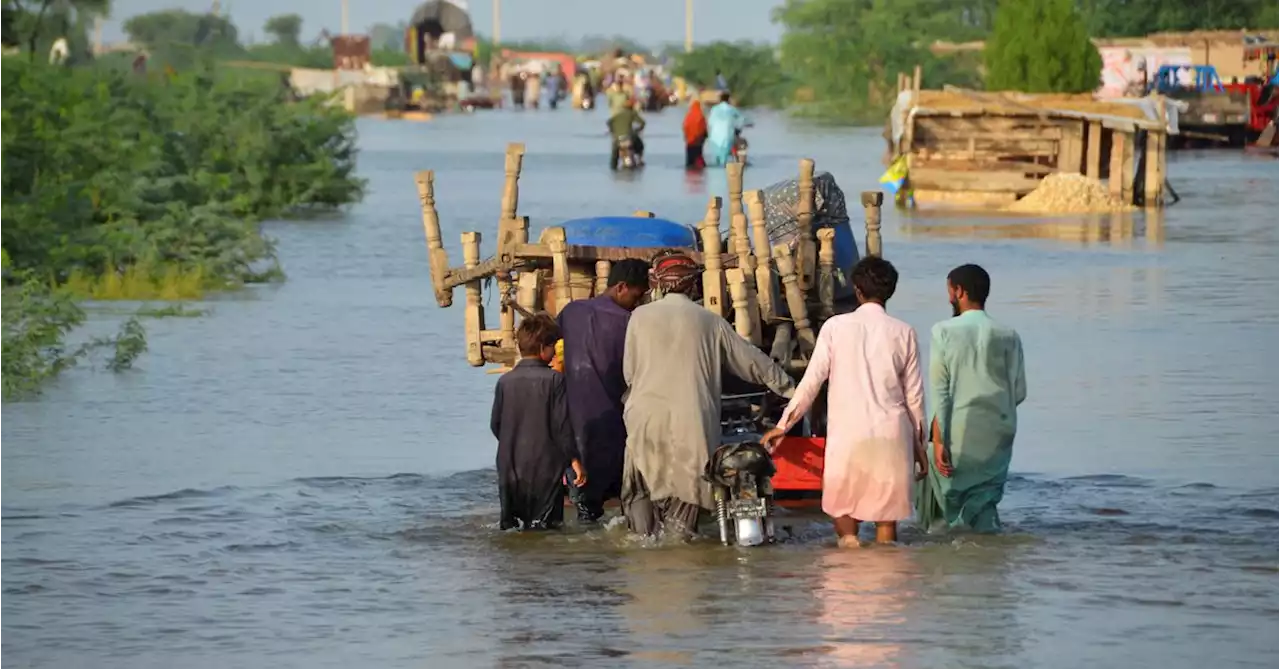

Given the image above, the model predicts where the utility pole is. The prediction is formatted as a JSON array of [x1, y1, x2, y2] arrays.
[[684, 0, 693, 53], [493, 0, 502, 45], [340, 0, 349, 35]]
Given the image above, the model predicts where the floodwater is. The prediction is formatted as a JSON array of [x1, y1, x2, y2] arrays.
[[3, 107, 1277, 669]]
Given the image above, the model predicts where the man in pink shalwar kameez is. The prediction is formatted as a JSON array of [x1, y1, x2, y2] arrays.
[[763, 257, 927, 546]]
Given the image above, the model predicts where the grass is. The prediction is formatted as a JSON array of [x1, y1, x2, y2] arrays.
[[61, 263, 208, 301]]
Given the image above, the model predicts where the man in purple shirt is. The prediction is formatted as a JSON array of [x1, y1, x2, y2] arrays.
[[557, 259, 651, 522]]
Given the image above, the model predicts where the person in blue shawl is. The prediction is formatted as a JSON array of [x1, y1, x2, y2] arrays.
[[556, 259, 652, 522], [704, 92, 744, 167], [917, 264, 1027, 533]]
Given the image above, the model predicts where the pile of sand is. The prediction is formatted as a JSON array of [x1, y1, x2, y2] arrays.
[[1004, 173, 1135, 214]]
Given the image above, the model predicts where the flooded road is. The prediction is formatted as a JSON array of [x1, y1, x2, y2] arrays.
[[4, 108, 1277, 668]]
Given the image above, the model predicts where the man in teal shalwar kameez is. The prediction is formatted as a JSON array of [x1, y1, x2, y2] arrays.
[[918, 264, 1027, 533], [704, 92, 744, 167]]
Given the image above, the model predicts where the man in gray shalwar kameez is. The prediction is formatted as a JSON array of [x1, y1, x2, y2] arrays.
[[621, 251, 796, 538]]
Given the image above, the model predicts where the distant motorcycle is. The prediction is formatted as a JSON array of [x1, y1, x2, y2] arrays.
[[616, 134, 643, 169], [732, 132, 749, 165]]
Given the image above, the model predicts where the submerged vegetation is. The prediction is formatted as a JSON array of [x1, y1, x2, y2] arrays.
[[1, 56, 365, 397]]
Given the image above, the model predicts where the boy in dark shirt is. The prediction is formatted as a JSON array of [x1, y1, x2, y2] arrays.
[[490, 314, 587, 530]]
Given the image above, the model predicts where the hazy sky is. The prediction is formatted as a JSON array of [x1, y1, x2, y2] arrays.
[[101, 0, 786, 47]]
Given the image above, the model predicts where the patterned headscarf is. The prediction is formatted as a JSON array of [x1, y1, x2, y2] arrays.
[[649, 250, 701, 294]]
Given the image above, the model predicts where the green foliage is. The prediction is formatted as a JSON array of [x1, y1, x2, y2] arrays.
[[2, 274, 86, 398], [774, 0, 986, 123], [123, 10, 245, 69], [1, 271, 150, 399], [985, 0, 1102, 93], [1082, 0, 1275, 38], [1, 57, 364, 393], [672, 41, 791, 108], [263, 13, 302, 46]]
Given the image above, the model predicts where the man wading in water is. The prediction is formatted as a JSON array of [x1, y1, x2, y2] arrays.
[[620, 251, 795, 539], [918, 264, 1027, 533], [557, 259, 652, 522]]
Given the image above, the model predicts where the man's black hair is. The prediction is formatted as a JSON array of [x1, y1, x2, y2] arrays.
[[851, 256, 898, 303], [947, 264, 991, 305], [608, 258, 651, 289], [719, 91, 732, 103]]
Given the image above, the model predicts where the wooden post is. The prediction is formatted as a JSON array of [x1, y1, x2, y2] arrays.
[[1121, 131, 1135, 205], [545, 227, 572, 315], [461, 232, 485, 366], [1086, 121, 1103, 180], [730, 212, 762, 345], [745, 189, 777, 323], [726, 268, 753, 342], [1144, 97, 1166, 208], [699, 197, 725, 317], [414, 170, 453, 308], [595, 260, 612, 296], [796, 158, 817, 291], [773, 244, 815, 356], [725, 162, 745, 249], [1109, 128, 1126, 201], [912, 64, 921, 97], [495, 145, 526, 350], [769, 322, 793, 364], [517, 271, 541, 313], [861, 191, 883, 258], [1059, 122, 1084, 174], [816, 228, 836, 320], [1144, 130, 1164, 207], [500, 143, 525, 222]]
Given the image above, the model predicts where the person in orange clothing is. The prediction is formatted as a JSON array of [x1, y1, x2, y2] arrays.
[[682, 99, 707, 169]]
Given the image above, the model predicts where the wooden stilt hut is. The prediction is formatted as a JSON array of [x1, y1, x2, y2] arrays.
[[414, 143, 885, 372], [888, 81, 1181, 209]]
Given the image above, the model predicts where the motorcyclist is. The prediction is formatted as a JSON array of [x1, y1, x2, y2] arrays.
[[608, 102, 646, 170]]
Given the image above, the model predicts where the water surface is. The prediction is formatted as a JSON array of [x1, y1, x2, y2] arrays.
[[4, 109, 1277, 669]]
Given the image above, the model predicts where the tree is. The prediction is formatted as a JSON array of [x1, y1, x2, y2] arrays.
[[263, 13, 302, 46], [672, 41, 790, 108], [773, 0, 984, 122], [124, 9, 239, 50], [1082, 0, 1273, 38], [984, 0, 1102, 93]]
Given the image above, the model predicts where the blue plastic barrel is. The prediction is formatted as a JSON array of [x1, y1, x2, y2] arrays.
[[556, 217, 699, 249]]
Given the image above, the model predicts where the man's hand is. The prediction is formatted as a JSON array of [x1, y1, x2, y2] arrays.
[[760, 427, 786, 453], [933, 441, 953, 478], [570, 460, 588, 487], [914, 442, 929, 481]]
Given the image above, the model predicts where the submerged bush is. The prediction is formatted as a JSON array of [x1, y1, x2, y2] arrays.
[[1, 58, 365, 396]]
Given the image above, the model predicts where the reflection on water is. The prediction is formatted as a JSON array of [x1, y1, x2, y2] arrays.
[[1, 112, 1276, 668], [900, 210, 1164, 248], [814, 549, 910, 667]]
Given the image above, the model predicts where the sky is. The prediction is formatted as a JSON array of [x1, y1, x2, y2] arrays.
[[101, 0, 786, 47]]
